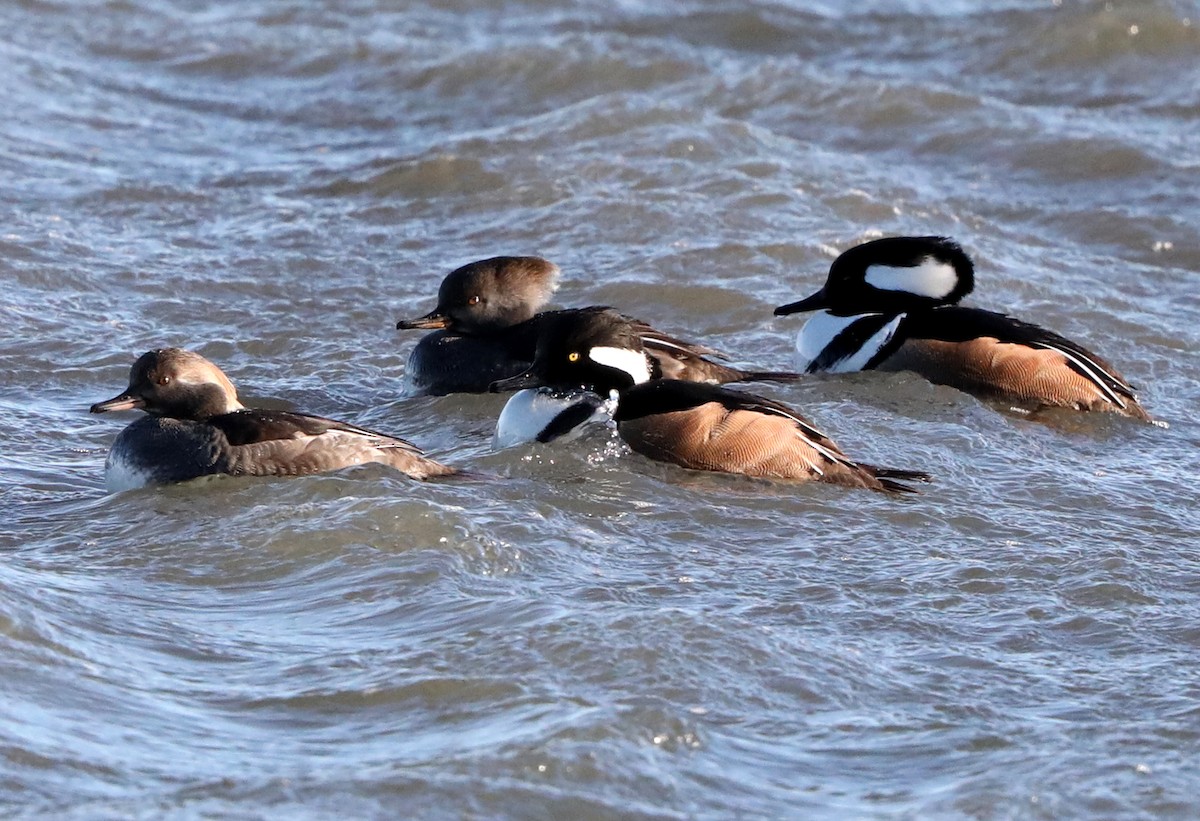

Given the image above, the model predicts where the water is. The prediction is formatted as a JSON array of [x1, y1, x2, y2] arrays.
[[3, 0, 1199, 817]]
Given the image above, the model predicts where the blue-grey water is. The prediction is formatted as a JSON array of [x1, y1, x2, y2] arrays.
[[3, 0, 1200, 817]]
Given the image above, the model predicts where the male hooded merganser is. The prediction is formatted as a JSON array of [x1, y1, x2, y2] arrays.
[[90, 348, 455, 492], [773, 236, 1152, 420], [489, 310, 929, 493], [396, 256, 795, 395]]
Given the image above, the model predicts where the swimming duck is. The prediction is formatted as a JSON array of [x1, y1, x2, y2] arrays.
[[396, 256, 795, 394], [773, 236, 1152, 420], [489, 310, 929, 493], [90, 348, 455, 491]]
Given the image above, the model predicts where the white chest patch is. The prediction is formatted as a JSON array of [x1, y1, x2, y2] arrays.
[[104, 449, 155, 493], [864, 256, 958, 299], [494, 388, 615, 449], [587, 346, 652, 384], [795, 311, 905, 373]]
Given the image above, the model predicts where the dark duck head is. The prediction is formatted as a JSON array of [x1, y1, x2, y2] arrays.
[[90, 348, 245, 421], [489, 308, 654, 395], [775, 236, 975, 317], [396, 256, 562, 335]]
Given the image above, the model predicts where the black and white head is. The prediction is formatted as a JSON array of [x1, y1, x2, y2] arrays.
[[775, 236, 975, 316], [90, 348, 245, 420], [489, 308, 654, 395], [396, 256, 562, 334]]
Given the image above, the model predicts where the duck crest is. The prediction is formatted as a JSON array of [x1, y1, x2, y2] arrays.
[[774, 236, 1152, 420], [398, 256, 561, 336], [863, 254, 960, 300], [587, 345, 653, 386], [830, 236, 975, 309]]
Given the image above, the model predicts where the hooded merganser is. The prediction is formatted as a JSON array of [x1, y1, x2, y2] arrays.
[[488, 307, 641, 449], [396, 256, 796, 395], [773, 236, 1152, 420], [90, 348, 455, 491], [489, 310, 929, 493]]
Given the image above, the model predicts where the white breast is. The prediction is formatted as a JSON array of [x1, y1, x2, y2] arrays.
[[795, 311, 905, 373], [104, 449, 155, 492], [494, 388, 615, 449]]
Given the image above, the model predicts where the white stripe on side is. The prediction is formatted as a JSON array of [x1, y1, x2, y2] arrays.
[[1031, 342, 1127, 407], [740, 399, 845, 474], [795, 312, 904, 373], [864, 256, 958, 299], [641, 335, 691, 353], [789, 432, 825, 476], [588, 346, 652, 384]]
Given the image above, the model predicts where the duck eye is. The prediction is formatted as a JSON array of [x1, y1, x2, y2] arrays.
[[157, 375, 171, 386], [467, 295, 481, 306], [568, 352, 580, 362]]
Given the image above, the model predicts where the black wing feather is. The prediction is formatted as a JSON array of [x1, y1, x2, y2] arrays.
[[209, 409, 424, 454], [615, 380, 930, 491], [901, 306, 1138, 406], [537, 306, 730, 360], [614, 381, 845, 463], [626, 317, 731, 360]]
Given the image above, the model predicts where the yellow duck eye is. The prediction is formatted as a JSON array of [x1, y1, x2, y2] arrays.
[[567, 352, 580, 362]]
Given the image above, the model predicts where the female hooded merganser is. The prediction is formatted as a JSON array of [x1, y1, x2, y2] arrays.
[[773, 236, 1152, 420], [396, 256, 795, 395], [90, 348, 455, 492], [489, 310, 929, 493]]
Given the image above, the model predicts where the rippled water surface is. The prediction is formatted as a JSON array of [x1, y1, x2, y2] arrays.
[[3, 0, 1200, 817]]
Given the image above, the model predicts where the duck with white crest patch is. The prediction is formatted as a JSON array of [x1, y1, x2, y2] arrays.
[[489, 308, 647, 448], [774, 236, 1153, 420], [396, 256, 798, 395], [489, 309, 930, 493], [90, 348, 457, 491]]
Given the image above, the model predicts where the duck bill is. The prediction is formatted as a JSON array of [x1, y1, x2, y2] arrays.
[[489, 370, 543, 393], [396, 310, 449, 330], [90, 392, 145, 414], [773, 289, 829, 316]]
